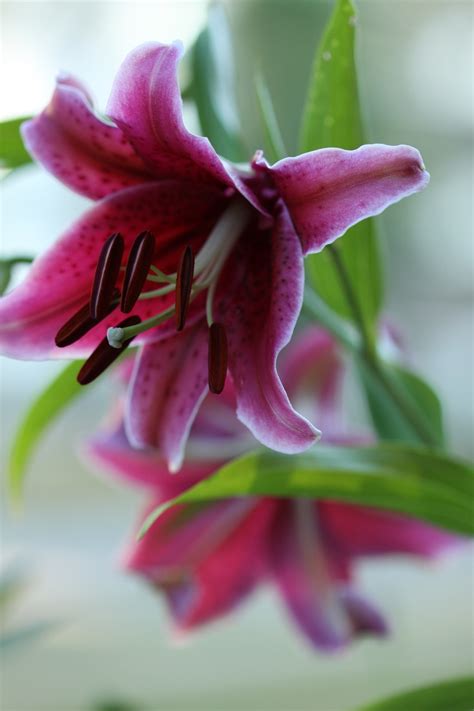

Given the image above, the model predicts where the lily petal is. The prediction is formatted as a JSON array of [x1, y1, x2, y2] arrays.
[[257, 145, 430, 254], [125, 321, 209, 472], [338, 588, 388, 638], [218, 205, 321, 453], [269, 502, 352, 650], [318, 502, 459, 557], [0, 182, 224, 358], [125, 498, 277, 630], [22, 75, 152, 200], [107, 42, 267, 213], [86, 421, 216, 494]]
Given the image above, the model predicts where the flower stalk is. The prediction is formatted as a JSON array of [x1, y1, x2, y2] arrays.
[[325, 244, 437, 447]]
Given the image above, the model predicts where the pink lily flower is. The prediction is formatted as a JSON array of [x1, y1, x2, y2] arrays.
[[88, 328, 455, 651], [0, 41, 430, 470]]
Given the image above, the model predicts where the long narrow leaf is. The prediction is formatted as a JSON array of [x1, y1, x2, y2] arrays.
[[8, 361, 84, 500], [360, 360, 445, 446], [139, 444, 474, 538], [255, 73, 287, 163], [190, 4, 245, 162], [300, 0, 382, 335]]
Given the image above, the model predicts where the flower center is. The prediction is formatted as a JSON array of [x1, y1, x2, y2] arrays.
[[55, 197, 253, 391]]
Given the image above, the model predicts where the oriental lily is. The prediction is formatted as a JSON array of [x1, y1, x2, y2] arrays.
[[88, 328, 455, 651], [0, 41, 429, 470]]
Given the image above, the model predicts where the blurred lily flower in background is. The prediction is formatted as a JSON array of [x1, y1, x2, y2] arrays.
[[88, 327, 456, 651]]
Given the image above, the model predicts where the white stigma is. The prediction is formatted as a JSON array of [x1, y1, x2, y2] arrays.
[[107, 326, 125, 349]]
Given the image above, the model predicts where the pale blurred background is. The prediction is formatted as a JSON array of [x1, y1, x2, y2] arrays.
[[0, 1, 472, 710]]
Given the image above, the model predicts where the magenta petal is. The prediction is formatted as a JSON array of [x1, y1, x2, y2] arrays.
[[338, 588, 388, 638], [269, 502, 351, 651], [125, 321, 209, 472], [86, 422, 216, 494], [106, 42, 267, 213], [0, 182, 223, 359], [318, 502, 459, 558], [259, 145, 430, 254], [22, 75, 152, 200], [125, 498, 276, 630], [218, 205, 320, 453]]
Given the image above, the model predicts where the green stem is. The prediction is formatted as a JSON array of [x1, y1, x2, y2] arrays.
[[302, 285, 359, 352], [327, 244, 374, 357], [326, 245, 436, 447], [364, 356, 437, 446]]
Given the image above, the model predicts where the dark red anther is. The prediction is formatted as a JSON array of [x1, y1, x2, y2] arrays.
[[55, 289, 120, 348], [175, 245, 194, 331], [121, 230, 156, 313], [77, 315, 141, 385], [208, 322, 228, 394], [90, 232, 124, 320]]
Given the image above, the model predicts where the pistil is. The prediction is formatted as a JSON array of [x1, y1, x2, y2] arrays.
[[77, 315, 141, 385], [107, 197, 253, 348], [60, 196, 252, 389]]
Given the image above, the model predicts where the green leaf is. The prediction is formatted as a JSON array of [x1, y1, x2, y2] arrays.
[[92, 702, 142, 711], [255, 73, 287, 164], [300, 0, 382, 339], [0, 117, 33, 170], [8, 360, 84, 500], [357, 676, 474, 711], [0, 256, 34, 295], [139, 443, 474, 538], [190, 4, 245, 162], [360, 360, 445, 446]]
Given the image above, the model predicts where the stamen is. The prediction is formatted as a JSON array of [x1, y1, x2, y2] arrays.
[[55, 289, 120, 348], [121, 230, 156, 313], [208, 322, 228, 394], [77, 315, 141, 385], [90, 232, 124, 320], [175, 245, 194, 331]]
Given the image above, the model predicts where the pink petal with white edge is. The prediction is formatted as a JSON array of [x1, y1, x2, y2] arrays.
[[22, 75, 152, 200], [318, 501, 460, 558], [256, 144, 430, 254], [217, 204, 320, 454], [106, 42, 267, 213], [125, 321, 209, 472], [86, 422, 217, 495], [125, 497, 277, 630], [0, 182, 224, 359]]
